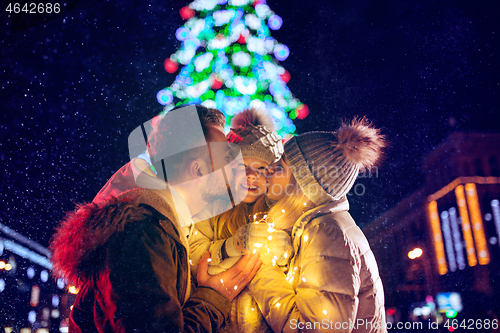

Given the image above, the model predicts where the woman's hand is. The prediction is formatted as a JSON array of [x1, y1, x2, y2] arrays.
[[261, 229, 293, 266], [224, 224, 293, 266], [224, 223, 272, 257]]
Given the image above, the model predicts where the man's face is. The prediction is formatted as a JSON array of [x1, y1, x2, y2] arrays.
[[206, 125, 232, 172], [200, 125, 235, 202]]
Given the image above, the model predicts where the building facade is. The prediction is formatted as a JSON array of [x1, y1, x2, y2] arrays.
[[363, 132, 500, 323], [0, 223, 75, 332]]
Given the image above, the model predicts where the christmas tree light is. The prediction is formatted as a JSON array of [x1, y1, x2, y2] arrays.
[[157, 0, 308, 137]]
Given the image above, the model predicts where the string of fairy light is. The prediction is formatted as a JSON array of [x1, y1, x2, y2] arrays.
[[156, 0, 309, 137]]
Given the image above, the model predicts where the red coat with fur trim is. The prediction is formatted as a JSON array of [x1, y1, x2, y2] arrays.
[[50, 190, 231, 333]]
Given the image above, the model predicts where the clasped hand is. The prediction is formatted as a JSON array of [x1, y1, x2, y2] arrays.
[[197, 252, 261, 301], [226, 223, 293, 266]]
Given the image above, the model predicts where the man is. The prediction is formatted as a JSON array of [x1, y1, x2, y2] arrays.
[[93, 104, 241, 226], [50, 105, 261, 332]]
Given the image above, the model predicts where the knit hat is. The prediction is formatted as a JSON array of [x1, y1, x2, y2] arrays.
[[284, 117, 386, 205], [227, 108, 284, 165]]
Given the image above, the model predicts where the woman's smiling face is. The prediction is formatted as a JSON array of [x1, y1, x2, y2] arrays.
[[266, 157, 292, 202]]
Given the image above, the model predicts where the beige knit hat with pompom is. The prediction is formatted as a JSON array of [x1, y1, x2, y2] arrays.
[[227, 108, 283, 165], [284, 117, 386, 205]]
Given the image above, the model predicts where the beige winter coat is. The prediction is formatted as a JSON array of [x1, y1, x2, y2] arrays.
[[248, 198, 386, 333]]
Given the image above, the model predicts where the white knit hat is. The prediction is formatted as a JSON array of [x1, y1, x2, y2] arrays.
[[284, 117, 386, 205], [227, 108, 283, 165]]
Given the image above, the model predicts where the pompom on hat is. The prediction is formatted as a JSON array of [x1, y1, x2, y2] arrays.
[[227, 108, 284, 165], [284, 117, 387, 205]]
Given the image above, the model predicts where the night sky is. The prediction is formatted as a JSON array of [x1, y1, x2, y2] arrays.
[[2, 0, 499, 248]]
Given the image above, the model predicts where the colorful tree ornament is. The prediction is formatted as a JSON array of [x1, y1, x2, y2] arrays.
[[179, 6, 195, 20], [158, 0, 309, 137], [267, 14, 282, 30], [296, 104, 309, 119], [280, 69, 291, 83], [273, 44, 289, 61], [163, 59, 178, 73], [211, 75, 224, 89], [237, 34, 247, 44], [156, 89, 174, 106]]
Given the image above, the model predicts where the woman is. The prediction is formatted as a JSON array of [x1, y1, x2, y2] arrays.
[[189, 108, 292, 332], [266, 155, 293, 202], [248, 117, 388, 333]]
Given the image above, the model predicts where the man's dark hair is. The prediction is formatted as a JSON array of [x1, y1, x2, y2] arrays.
[[147, 105, 225, 157], [146, 105, 226, 184]]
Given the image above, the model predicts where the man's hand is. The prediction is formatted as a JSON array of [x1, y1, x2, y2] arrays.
[[197, 252, 261, 301]]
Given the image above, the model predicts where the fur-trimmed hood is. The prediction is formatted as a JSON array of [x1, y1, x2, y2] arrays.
[[50, 188, 184, 288]]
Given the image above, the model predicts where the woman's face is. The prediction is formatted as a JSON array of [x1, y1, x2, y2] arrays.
[[266, 157, 292, 202], [232, 157, 269, 203]]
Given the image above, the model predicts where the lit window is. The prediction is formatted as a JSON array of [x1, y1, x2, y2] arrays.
[[27, 267, 35, 279], [52, 295, 60, 307], [40, 270, 49, 283], [28, 310, 37, 324]]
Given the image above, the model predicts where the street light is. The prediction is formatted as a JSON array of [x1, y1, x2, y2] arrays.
[[0, 261, 12, 271], [68, 285, 79, 294], [407, 247, 433, 296], [408, 247, 423, 259]]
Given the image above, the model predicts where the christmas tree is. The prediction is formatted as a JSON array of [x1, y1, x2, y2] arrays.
[[156, 0, 309, 138]]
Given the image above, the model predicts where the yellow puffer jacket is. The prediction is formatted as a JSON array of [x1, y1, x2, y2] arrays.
[[189, 215, 227, 277], [248, 198, 386, 333], [189, 208, 273, 333]]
